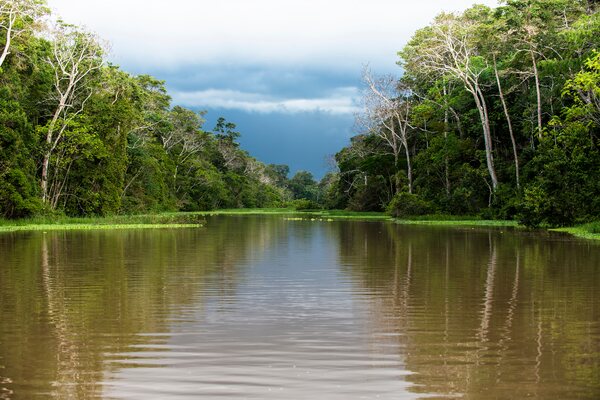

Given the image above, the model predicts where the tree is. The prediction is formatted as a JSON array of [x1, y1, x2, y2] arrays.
[[163, 106, 207, 190], [475, 12, 522, 188], [213, 117, 242, 170], [492, 54, 521, 188], [401, 10, 499, 190], [361, 67, 414, 194], [265, 164, 290, 187], [0, 1, 289, 217], [563, 51, 600, 126], [121, 75, 173, 211], [0, 0, 47, 69], [40, 22, 104, 207], [498, 0, 587, 139], [288, 171, 318, 201]]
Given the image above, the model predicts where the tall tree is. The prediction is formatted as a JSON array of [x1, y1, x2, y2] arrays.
[[401, 11, 499, 190], [40, 22, 104, 206], [361, 68, 414, 194], [0, 0, 46, 69], [498, 0, 587, 140]]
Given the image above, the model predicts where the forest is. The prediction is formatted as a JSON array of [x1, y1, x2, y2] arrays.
[[0, 0, 307, 218], [1, 0, 599, 227], [325, 0, 600, 227]]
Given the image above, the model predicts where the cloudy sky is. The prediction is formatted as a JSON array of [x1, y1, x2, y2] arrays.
[[47, 0, 498, 177]]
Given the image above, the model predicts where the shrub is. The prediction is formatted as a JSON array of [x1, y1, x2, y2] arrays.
[[386, 192, 434, 218], [290, 199, 321, 211]]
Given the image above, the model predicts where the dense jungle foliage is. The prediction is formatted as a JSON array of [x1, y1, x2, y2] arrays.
[[0, 0, 315, 218], [321, 0, 600, 227], [2, 0, 600, 227]]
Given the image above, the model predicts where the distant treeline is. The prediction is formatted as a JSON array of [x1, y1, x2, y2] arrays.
[[320, 0, 600, 227], [0, 0, 329, 218]]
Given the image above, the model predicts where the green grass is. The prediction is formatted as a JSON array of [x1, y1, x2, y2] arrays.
[[2, 209, 598, 241], [394, 219, 519, 227], [552, 221, 600, 241], [0, 209, 388, 233], [192, 209, 519, 227], [191, 208, 296, 215], [0, 213, 204, 233], [0, 223, 202, 233], [393, 214, 518, 227], [190, 208, 391, 220]]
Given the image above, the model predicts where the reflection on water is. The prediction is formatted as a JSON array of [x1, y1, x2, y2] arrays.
[[339, 223, 600, 399], [0, 216, 599, 399]]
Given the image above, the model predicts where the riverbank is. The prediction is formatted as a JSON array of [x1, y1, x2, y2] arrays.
[[393, 218, 518, 227], [394, 216, 600, 241], [0, 209, 386, 233], [393, 216, 600, 241], [191, 208, 391, 220], [1, 210, 598, 241], [552, 223, 600, 241], [0, 213, 204, 233]]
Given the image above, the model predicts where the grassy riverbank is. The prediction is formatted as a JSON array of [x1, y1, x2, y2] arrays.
[[0, 209, 387, 233], [394, 215, 600, 241], [393, 214, 519, 227], [1, 209, 598, 241], [403, 217, 600, 241], [552, 221, 600, 241], [0, 213, 204, 233], [191, 208, 391, 220]]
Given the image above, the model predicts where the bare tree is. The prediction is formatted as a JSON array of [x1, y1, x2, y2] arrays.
[[402, 13, 499, 190], [361, 67, 414, 194], [41, 22, 104, 206], [0, 0, 46, 68]]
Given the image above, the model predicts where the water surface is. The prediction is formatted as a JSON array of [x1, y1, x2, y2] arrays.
[[0, 216, 599, 399]]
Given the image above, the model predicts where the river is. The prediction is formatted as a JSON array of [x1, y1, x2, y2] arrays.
[[0, 215, 599, 399]]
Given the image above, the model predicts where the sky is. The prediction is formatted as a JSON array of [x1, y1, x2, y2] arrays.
[[46, 0, 499, 178]]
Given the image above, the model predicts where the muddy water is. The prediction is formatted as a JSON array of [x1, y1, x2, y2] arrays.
[[0, 216, 598, 399]]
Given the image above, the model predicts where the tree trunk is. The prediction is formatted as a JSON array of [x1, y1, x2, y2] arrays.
[[443, 85, 450, 196], [0, 12, 14, 68], [41, 102, 65, 204], [393, 152, 401, 195], [404, 143, 413, 194], [494, 58, 520, 189], [40, 154, 51, 203], [472, 87, 499, 190], [531, 50, 543, 140]]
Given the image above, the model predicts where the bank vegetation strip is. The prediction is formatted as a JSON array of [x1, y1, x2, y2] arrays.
[[0, 213, 204, 232], [1, 210, 598, 241]]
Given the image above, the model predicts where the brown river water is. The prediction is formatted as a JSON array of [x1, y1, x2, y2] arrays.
[[0, 215, 599, 399]]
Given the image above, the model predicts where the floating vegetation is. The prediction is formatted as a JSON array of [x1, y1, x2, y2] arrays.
[[0, 213, 205, 233], [0, 224, 202, 233], [283, 217, 336, 222]]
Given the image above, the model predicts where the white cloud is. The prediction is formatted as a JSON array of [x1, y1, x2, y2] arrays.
[[45, 0, 499, 114], [46, 0, 499, 71], [172, 87, 361, 114]]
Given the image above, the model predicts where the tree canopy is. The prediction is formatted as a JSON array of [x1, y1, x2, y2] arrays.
[[323, 0, 600, 227], [0, 0, 295, 217]]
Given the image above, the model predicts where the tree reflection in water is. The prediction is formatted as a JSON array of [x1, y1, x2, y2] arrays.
[[0, 218, 599, 399], [0, 216, 282, 399], [338, 223, 600, 399]]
